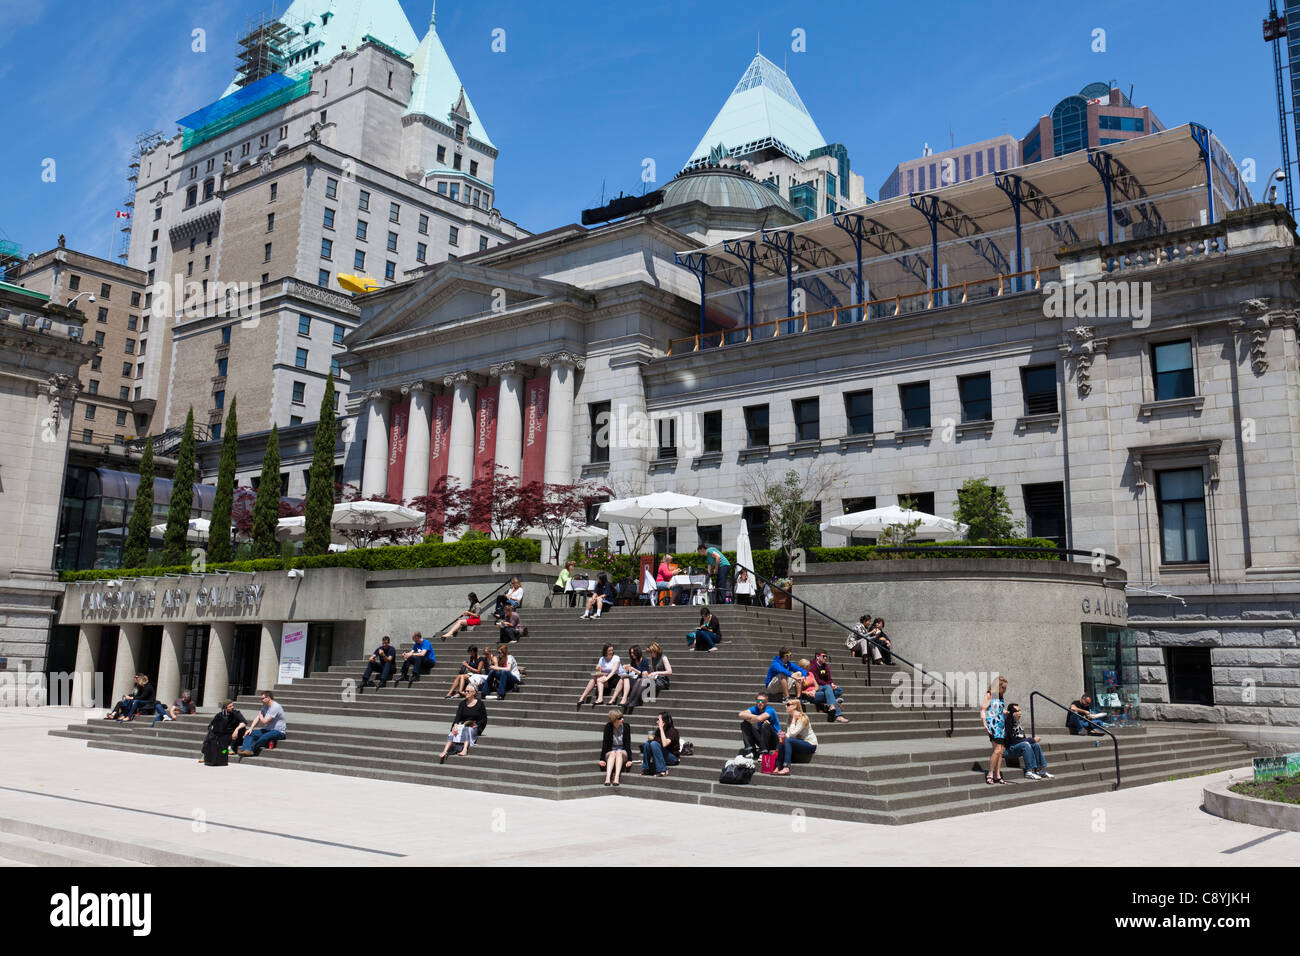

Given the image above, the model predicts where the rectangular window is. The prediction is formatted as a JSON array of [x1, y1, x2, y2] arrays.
[[358, 190, 370, 211], [130, 291, 140, 307], [295, 347, 308, 368], [318, 269, 330, 287], [269, 183, 277, 201], [1022, 364, 1058, 414], [450, 184, 460, 202], [657, 418, 677, 459], [94, 331, 105, 346], [88, 380, 99, 395], [902, 491, 935, 514], [453, 153, 462, 170], [298, 314, 311, 336], [793, 397, 820, 441], [437, 146, 446, 163], [744, 404, 770, 447], [470, 160, 479, 177], [742, 506, 770, 550], [331, 357, 341, 377], [416, 243, 427, 262], [356, 220, 368, 240], [82, 429, 93, 442], [418, 214, 429, 234], [389, 202, 400, 223], [292, 381, 306, 404], [1166, 647, 1213, 705], [590, 401, 611, 463], [1156, 468, 1208, 563], [214, 390, 225, 410], [385, 261, 396, 281], [1023, 482, 1066, 547], [320, 238, 333, 259], [333, 323, 345, 345], [386, 231, 398, 252], [290, 416, 303, 426], [211, 422, 221, 441], [84, 404, 96, 420], [354, 250, 366, 270], [116, 409, 128, 426], [326, 177, 338, 199], [703, 410, 722, 453], [323, 208, 335, 229], [958, 373, 992, 422], [186, 185, 197, 207], [844, 390, 874, 435], [70, 275, 81, 291], [221, 326, 231, 344], [1152, 340, 1195, 401], [437, 182, 448, 195], [119, 361, 130, 376], [267, 212, 275, 232], [217, 357, 228, 376], [264, 242, 272, 262], [124, 339, 136, 355], [479, 236, 488, 251], [900, 382, 931, 429], [449, 226, 459, 246], [96, 307, 108, 323]]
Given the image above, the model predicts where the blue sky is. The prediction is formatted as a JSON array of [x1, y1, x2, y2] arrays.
[[0, 0, 1285, 259]]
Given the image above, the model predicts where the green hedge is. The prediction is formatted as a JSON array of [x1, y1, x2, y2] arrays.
[[811, 538, 1065, 562], [59, 537, 541, 582]]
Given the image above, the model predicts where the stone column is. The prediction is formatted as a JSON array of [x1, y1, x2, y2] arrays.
[[256, 621, 282, 692], [491, 362, 526, 481], [444, 372, 480, 495], [204, 621, 235, 706], [360, 390, 392, 498], [401, 381, 432, 501], [541, 352, 584, 485], [72, 624, 101, 709], [112, 623, 144, 703], [157, 621, 186, 704]]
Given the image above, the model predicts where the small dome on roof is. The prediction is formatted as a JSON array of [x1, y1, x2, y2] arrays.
[[653, 164, 798, 217]]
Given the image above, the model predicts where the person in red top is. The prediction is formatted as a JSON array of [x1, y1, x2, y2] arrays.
[[811, 650, 848, 723]]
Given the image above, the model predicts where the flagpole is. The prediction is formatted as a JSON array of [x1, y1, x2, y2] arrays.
[[107, 213, 116, 259]]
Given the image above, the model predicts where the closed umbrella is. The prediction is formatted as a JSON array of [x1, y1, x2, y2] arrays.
[[820, 505, 968, 542], [733, 519, 758, 603]]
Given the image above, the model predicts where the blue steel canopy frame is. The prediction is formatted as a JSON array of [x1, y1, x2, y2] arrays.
[[831, 212, 930, 293], [993, 172, 1082, 291], [760, 229, 849, 320], [1188, 123, 1216, 225], [675, 250, 748, 334], [909, 194, 1012, 291], [1086, 149, 1165, 244]]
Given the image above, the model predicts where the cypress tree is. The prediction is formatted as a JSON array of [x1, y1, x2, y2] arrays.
[[162, 408, 197, 566], [252, 424, 282, 559], [122, 440, 155, 569], [208, 397, 238, 563], [304, 374, 338, 556]]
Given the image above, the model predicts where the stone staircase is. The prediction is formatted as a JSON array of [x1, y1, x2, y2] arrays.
[[52, 605, 1254, 825]]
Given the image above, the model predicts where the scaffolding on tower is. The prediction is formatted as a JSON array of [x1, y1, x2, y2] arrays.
[[234, 8, 300, 88], [119, 129, 166, 261]]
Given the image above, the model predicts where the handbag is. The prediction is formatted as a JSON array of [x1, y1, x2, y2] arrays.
[[760, 752, 778, 774]]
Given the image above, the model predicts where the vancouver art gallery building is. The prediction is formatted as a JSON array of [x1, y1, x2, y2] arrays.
[[341, 124, 1300, 731]]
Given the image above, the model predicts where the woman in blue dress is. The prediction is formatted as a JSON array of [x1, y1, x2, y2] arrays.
[[981, 676, 1009, 784]]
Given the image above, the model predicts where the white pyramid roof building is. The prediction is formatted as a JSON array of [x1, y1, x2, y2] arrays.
[[687, 54, 827, 167]]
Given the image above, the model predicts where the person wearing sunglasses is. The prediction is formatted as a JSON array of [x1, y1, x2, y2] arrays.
[[773, 699, 818, 775], [1003, 703, 1054, 780], [737, 693, 781, 758]]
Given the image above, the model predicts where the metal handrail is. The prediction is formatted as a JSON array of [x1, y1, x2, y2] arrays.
[[732, 561, 955, 737], [666, 264, 1060, 355], [1029, 691, 1121, 791], [437, 578, 513, 643]]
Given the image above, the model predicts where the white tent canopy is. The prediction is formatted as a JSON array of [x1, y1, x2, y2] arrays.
[[820, 506, 968, 542], [596, 492, 742, 527]]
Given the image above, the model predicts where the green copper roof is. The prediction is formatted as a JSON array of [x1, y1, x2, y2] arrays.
[[405, 7, 494, 148], [0, 280, 51, 302], [687, 54, 826, 167]]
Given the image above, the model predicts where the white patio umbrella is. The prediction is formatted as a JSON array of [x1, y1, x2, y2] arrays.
[[522, 521, 607, 563], [275, 515, 349, 546], [597, 491, 742, 556], [150, 518, 210, 542], [331, 500, 425, 546], [820, 505, 968, 542]]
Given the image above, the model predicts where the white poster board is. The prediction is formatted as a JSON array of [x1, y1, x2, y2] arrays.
[[278, 622, 308, 684]]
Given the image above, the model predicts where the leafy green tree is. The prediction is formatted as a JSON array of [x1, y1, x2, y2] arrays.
[[252, 424, 282, 559], [162, 408, 196, 566], [304, 375, 338, 556], [878, 495, 924, 547], [954, 478, 1022, 543], [122, 440, 155, 568], [208, 397, 238, 562]]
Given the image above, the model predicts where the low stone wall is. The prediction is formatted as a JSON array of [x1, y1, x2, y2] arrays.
[[1130, 583, 1300, 728], [1203, 774, 1300, 832], [793, 559, 1128, 709]]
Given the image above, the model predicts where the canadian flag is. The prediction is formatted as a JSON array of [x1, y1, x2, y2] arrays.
[[115, 210, 131, 220]]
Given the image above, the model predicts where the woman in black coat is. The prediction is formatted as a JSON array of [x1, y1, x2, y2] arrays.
[[201, 701, 247, 766], [599, 709, 633, 786], [438, 683, 488, 763]]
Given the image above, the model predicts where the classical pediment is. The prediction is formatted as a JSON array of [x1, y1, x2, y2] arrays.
[[351, 261, 593, 346]]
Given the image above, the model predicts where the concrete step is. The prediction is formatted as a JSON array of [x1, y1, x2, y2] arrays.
[[0, 829, 146, 867]]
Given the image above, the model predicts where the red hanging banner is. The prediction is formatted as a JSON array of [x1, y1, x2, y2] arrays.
[[471, 386, 499, 530], [425, 393, 454, 532], [386, 400, 409, 501], [521, 375, 549, 488]]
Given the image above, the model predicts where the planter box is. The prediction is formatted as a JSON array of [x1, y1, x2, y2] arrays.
[[771, 591, 792, 610]]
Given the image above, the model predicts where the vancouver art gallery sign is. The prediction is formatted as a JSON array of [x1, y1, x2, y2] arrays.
[[68, 581, 266, 624]]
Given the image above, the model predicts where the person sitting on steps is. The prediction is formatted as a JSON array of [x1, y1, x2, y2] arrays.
[[611, 644, 648, 710], [578, 573, 616, 619], [773, 698, 818, 775], [810, 649, 849, 723], [486, 643, 522, 700], [493, 578, 524, 620], [634, 642, 672, 706], [438, 682, 488, 763], [446, 645, 484, 698], [639, 711, 680, 777], [358, 635, 397, 693], [848, 614, 883, 662], [737, 692, 781, 758], [599, 709, 633, 786], [575, 644, 621, 708], [685, 606, 721, 651], [397, 631, 435, 686], [238, 691, 287, 758], [1003, 703, 1054, 779], [200, 700, 247, 765], [497, 603, 524, 643], [1067, 694, 1107, 736], [442, 593, 482, 640], [553, 562, 577, 608], [869, 618, 893, 665], [765, 647, 806, 699]]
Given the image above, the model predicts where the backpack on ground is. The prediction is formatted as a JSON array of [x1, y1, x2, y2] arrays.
[[719, 754, 755, 785]]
